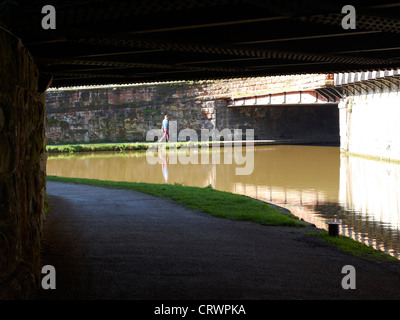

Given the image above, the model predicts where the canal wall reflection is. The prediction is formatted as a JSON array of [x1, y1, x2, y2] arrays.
[[46, 145, 400, 258], [337, 155, 400, 257], [340, 155, 400, 230]]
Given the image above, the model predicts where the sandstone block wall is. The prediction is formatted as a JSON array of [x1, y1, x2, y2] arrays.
[[46, 74, 337, 144], [0, 27, 46, 299], [45, 83, 224, 143]]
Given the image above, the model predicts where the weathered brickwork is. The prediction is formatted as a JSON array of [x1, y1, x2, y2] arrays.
[[46, 74, 336, 144], [46, 83, 224, 143], [0, 28, 46, 299]]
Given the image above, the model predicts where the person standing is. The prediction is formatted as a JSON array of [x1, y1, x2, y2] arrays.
[[159, 115, 170, 142]]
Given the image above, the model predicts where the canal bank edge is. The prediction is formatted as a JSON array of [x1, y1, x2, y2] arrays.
[[253, 196, 398, 261], [340, 150, 400, 165], [46, 176, 398, 262], [46, 139, 340, 154]]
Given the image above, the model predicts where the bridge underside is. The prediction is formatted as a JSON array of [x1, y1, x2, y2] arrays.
[[2, 0, 400, 300], [3, 0, 400, 88]]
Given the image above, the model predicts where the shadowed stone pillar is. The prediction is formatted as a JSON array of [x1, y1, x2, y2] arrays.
[[0, 27, 47, 299]]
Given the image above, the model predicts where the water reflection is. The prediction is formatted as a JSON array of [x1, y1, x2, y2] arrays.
[[159, 152, 169, 182], [46, 145, 400, 258], [338, 155, 400, 257]]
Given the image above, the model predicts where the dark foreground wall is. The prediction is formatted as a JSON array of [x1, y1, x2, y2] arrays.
[[0, 28, 46, 299]]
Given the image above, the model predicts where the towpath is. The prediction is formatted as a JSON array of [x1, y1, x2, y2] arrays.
[[37, 181, 400, 300]]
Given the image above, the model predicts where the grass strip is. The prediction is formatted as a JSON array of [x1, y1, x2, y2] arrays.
[[46, 176, 305, 227], [306, 231, 398, 261], [46, 176, 399, 261], [46, 141, 219, 154]]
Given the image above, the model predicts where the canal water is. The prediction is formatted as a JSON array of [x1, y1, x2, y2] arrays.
[[47, 145, 400, 259]]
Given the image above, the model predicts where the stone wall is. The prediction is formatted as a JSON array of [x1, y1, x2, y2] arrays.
[[0, 27, 47, 299], [225, 104, 339, 141], [45, 83, 223, 143], [45, 74, 337, 144], [339, 88, 400, 161]]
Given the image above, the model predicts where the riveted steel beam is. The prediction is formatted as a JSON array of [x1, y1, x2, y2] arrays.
[[360, 81, 377, 93], [316, 89, 332, 101], [374, 78, 391, 89], [384, 77, 400, 88], [76, 37, 400, 66], [325, 87, 343, 99]]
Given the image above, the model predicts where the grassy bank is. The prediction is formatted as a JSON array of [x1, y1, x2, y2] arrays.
[[46, 141, 217, 154], [46, 175, 305, 227], [307, 231, 398, 261], [46, 176, 399, 261]]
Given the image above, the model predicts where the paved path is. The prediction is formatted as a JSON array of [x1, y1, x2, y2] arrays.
[[37, 181, 400, 300]]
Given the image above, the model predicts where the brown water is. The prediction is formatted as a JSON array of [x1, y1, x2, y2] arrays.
[[47, 145, 400, 258]]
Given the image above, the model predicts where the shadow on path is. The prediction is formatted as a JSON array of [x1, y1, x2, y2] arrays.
[[36, 181, 400, 300]]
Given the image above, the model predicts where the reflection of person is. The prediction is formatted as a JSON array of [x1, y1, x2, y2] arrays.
[[159, 115, 170, 142], [159, 152, 169, 182]]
